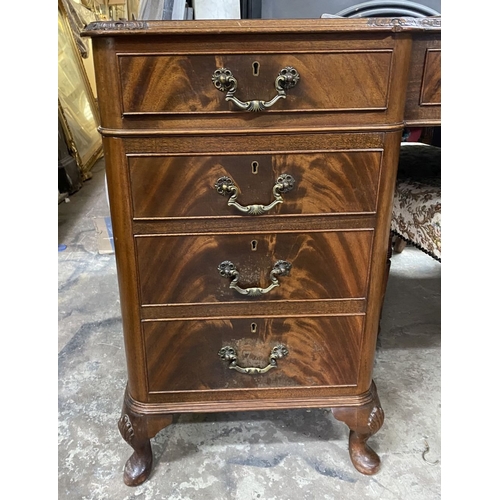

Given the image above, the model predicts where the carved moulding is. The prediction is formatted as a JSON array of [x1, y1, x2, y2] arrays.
[[84, 20, 149, 31], [367, 17, 441, 30]]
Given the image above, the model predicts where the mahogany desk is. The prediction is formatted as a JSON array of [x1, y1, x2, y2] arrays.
[[83, 16, 441, 486]]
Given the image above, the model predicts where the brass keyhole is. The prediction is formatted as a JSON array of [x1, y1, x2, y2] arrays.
[[251, 161, 259, 174], [250, 323, 257, 333], [251, 240, 258, 251], [252, 61, 260, 76]]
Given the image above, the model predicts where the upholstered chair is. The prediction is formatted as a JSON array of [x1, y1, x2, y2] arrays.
[[391, 143, 441, 262]]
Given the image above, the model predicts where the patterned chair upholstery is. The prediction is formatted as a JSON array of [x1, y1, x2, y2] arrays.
[[391, 143, 441, 262]]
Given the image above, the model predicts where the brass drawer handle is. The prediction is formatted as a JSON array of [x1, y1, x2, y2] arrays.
[[215, 174, 295, 215], [218, 344, 289, 374], [218, 260, 292, 297], [211, 66, 300, 112]]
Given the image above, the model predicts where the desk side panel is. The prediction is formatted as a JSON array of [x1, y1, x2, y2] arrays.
[[102, 136, 149, 401]]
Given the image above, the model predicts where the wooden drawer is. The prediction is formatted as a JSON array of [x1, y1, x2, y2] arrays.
[[404, 34, 441, 125], [135, 230, 372, 305], [144, 315, 364, 394], [87, 25, 412, 130], [129, 150, 382, 219], [118, 51, 392, 116]]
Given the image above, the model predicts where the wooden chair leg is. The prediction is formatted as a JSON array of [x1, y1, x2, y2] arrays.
[[377, 234, 393, 338], [393, 236, 407, 253]]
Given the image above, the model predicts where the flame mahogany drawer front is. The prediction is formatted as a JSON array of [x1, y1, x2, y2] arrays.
[[129, 150, 383, 219], [82, 17, 440, 485], [118, 51, 392, 115], [144, 316, 364, 395], [135, 231, 372, 305]]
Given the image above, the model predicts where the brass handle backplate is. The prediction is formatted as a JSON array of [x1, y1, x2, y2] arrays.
[[218, 344, 289, 374], [211, 66, 300, 112], [215, 174, 295, 215], [218, 260, 292, 297]]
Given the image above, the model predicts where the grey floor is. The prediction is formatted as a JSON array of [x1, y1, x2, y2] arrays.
[[58, 158, 441, 499]]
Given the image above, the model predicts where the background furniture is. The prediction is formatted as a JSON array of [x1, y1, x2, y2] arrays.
[[58, 0, 102, 182], [83, 15, 440, 486], [392, 143, 441, 261], [58, 115, 83, 200]]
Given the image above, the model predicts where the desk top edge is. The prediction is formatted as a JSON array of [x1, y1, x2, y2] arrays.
[[81, 17, 441, 37]]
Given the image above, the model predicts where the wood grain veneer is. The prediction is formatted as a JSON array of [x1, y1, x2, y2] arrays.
[[135, 231, 372, 304], [129, 150, 382, 218], [144, 316, 364, 393], [118, 51, 393, 114]]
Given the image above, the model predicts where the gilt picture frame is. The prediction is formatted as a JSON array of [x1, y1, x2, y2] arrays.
[[58, 1, 102, 180]]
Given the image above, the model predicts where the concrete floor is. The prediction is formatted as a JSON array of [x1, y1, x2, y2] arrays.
[[58, 158, 441, 499]]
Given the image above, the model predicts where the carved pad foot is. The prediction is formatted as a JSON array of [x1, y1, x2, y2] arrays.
[[331, 382, 384, 475], [124, 452, 153, 486], [118, 393, 173, 486], [118, 414, 154, 486], [122, 442, 153, 486]]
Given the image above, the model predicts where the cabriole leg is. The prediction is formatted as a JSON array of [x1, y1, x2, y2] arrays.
[[331, 382, 384, 475], [118, 396, 173, 486]]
